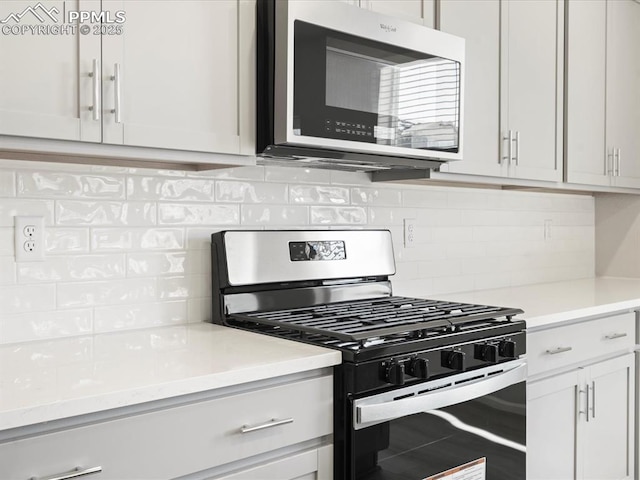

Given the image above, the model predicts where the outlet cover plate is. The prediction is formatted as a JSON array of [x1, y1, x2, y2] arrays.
[[14, 215, 45, 262]]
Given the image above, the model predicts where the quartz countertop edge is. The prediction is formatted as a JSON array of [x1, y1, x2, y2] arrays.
[[435, 277, 640, 330], [0, 323, 342, 432]]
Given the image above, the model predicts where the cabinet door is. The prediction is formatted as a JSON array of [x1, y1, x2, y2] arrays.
[[0, 0, 101, 142], [527, 369, 580, 480], [502, 0, 562, 182], [101, 0, 253, 155], [607, 0, 640, 189], [364, 0, 435, 28], [438, 0, 504, 178], [214, 446, 332, 480], [582, 354, 634, 480], [565, 0, 610, 187]]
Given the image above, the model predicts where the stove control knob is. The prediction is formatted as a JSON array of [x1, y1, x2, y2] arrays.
[[407, 358, 429, 379], [499, 340, 517, 358], [384, 361, 406, 386], [474, 344, 499, 363], [441, 350, 466, 371]]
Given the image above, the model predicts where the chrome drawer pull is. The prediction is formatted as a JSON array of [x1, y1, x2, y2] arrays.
[[546, 346, 572, 355], [240, 417, 294, 434], [31, 466, 102, 480], [604, 332, 627, 340]]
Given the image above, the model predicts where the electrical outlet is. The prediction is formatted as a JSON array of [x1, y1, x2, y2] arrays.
[[14, 216, 45, 262], [544, 219, 553, 241], [404, 218, 416, 248]]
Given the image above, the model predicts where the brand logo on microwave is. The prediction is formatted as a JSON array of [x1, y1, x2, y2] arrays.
[[379, 23, 397, 33]]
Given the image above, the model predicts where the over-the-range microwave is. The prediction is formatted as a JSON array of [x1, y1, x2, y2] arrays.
[[256, 0, 465, 178]]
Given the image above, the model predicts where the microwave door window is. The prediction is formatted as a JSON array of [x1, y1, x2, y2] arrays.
[[293, 20, 461, 153], [380, 58, 461, 151]]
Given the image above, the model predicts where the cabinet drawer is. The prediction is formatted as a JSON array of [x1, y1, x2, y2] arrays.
[[0, 375, 333, 480], [527, 312, 634, 376]]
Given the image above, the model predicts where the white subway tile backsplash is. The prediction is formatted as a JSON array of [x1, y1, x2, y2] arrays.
[[291, 185, 350, 204], [310, 206, 367, 225], [0, 309, 92, 344], [265, 166, 331, 184], [94, 301, 187, 333], [46, 228, 90, 254], [0, 172, 15, 197], [57, 278, 156, 308], [0, 284, 56, 314], [215, 181, 287, 203], [91, 227, 185, 252], [187, 296, 212, 323], [157, 274, 210, 300], [0, 256, 16, 285], [0, 199, 54, 227], [158, 203, 239, 225], [18, 172, 125, 199], [241, 204, 308, 225], [351, 187, 402, 206], [127, 177, 215, 201], [402, 189, 447, 208], [127, 252, 186, 277], [18, 254, 125, 283], [0, 161, 596, 343], [0, 229, 14, 255], [56, 201, 156, 226]]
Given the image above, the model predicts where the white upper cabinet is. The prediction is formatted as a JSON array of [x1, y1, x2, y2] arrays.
[[606, 0, 640, 189], [0, 0, 255, 165], [438, 0, 563, 183], [438, 0, 502, 177], [0, 0, 101, 143], [566, 0, 640, 189], [101, 0, 252, 155], [565, 0, 608, 186], [502, 0, 562, 182]]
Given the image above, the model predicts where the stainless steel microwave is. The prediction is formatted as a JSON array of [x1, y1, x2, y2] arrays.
[[256, 0, 465, 175]]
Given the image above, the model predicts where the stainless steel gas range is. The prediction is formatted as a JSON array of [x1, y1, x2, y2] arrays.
[[211, 229, 527, 480]]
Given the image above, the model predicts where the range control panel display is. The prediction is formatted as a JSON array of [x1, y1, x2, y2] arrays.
[[289, 240, 346, 261]]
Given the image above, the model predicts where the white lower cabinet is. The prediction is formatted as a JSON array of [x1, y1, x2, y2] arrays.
[[0, 374, 333, 480], [527, 313, 635, 480], [213, 445, 332, 480]]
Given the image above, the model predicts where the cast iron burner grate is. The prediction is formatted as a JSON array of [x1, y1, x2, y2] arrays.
[[230, 296, 523, 345]]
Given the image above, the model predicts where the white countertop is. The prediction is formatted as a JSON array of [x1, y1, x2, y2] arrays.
[[438, 277, 640, 330], [0, 323, 341, 432], [3, 276, 640, 434]]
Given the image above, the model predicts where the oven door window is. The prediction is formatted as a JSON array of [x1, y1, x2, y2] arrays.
[[293, 21, 461, 153], [352, 382, 526, 479]]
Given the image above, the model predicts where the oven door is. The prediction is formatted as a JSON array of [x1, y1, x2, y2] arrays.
[[272, 0, 464, 162], [351, 360, 527, 480]]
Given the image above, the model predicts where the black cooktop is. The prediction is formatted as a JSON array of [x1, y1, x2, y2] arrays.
[[228, 296, 525, 362]]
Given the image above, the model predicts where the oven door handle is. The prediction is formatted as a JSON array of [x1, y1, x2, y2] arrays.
[[356, 362, 527, 429]]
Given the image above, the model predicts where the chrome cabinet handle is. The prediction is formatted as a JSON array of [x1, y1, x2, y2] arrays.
[[615, 148, 621, 176], [31, 466, 102, 480], [513, 131, 520, 165], [240, 417, 294, 434], [585, 384, 590, 422], [604, 332, 627, 340], [88, 59, 100, 121], [110, 63, 122, 124], [546, 346, 572, 355], [501, 130, 513, 165], [579, 388, 587, 420], [606, 149, 614, 176], [591, 380, 596, 419]]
